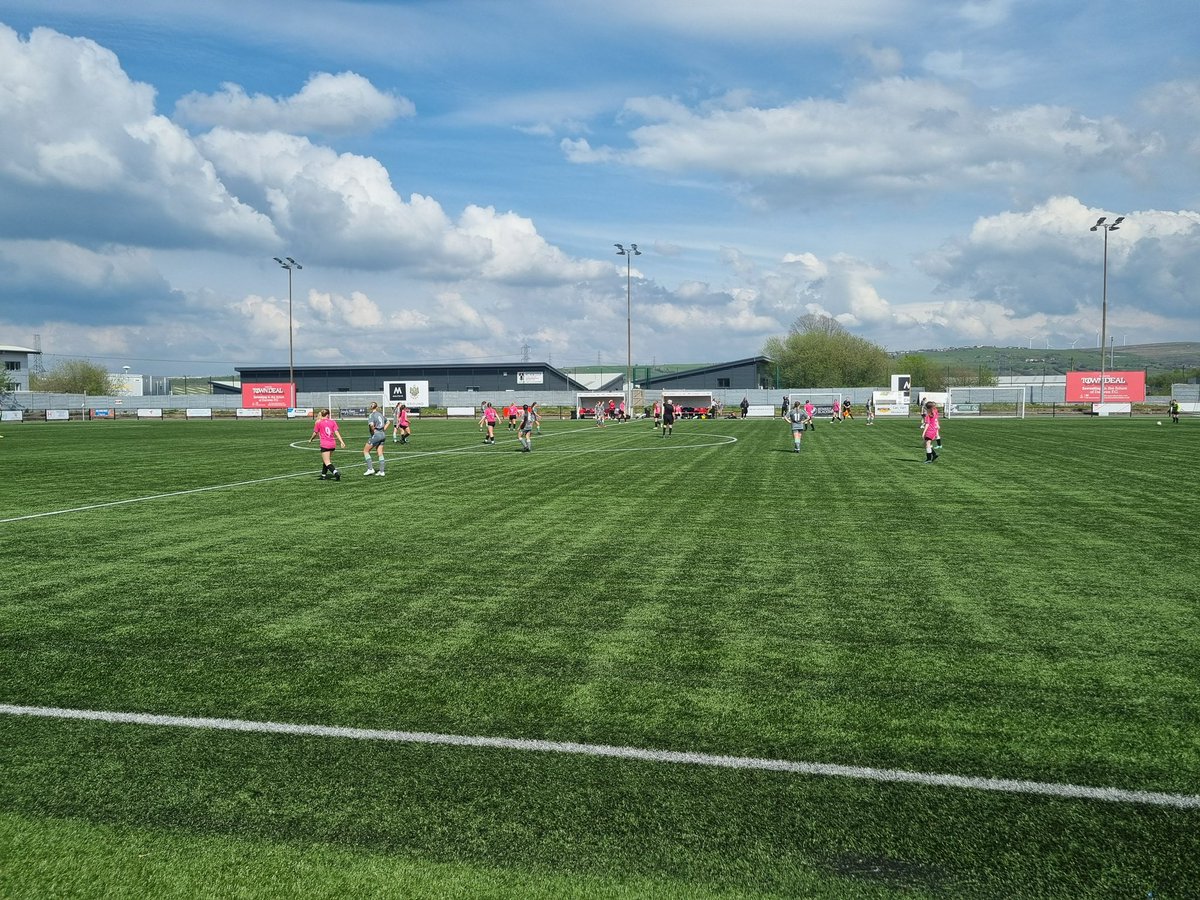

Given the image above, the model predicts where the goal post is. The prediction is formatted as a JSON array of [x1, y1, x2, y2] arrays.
[[946, 386, 1026, 418], [327, 392, 387, 419], [785, 392, 842, 418]]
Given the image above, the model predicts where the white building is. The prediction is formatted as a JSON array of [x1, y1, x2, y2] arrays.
[[0, 344, 40, 391]]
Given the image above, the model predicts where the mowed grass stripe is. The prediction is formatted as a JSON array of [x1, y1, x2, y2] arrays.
[[3, 416, 1198, 896], [4, 702, 1198, 809]]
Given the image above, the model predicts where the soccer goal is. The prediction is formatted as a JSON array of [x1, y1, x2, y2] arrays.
[[946, 387, 1026, 418], [786, 393, 842, 418], [328, 392, 386, 418]]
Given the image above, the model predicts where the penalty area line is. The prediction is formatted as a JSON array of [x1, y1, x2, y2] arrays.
[[1, 703, 1196, 809]]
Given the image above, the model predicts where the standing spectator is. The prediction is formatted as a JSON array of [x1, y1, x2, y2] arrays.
[[740, 396, 749, 418], [309, 408, 346, 480], [362, 402, 388, 476]]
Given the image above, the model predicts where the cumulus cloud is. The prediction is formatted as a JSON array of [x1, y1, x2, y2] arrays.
[[196, 128, 609, 282], [915, 196, 1200, 339], [307, 289, 385, 329], [0, 24, 277, 250], [0, 23, 600, 301], [0, 239, 177, 324], [566, 77, 1159, 200], [175, 72, 415, 136]]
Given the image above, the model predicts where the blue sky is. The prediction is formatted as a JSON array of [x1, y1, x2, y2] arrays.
[[0, 0, 1197, 375]]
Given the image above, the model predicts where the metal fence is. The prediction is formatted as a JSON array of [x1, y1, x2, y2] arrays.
[[8, 383, 1193, 417]]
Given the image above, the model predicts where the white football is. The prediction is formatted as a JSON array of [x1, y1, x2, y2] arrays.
[[1157, 421, 1162, 425]]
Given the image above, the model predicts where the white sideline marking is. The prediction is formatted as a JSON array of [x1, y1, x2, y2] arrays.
[[4, 425, 732, 524], [2, 703, 1196, 809], [0, 472, 312, 523]]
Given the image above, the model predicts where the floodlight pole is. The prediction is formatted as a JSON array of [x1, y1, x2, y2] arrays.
[[274, 256, 302, 404], [1089, 216, 1123, 406], [614, 243, 641, 419]]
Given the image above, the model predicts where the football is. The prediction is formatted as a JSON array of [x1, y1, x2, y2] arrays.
[[1157, 421, 1162, 426]]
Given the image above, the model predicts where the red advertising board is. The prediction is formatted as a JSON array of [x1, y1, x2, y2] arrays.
[[241, 382, 295, 409], [1065, 371, 1146, 403]]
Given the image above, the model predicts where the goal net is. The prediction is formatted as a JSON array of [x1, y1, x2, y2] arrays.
[[328, 392, 387, 419], [946, 387, 1026, 418], [784, 392, 843, 418]]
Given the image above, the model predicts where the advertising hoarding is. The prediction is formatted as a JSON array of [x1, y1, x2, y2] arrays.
[[1065, 371, 1146, 403], [241, 382, 295, 409], [384, 380, 430, 408]]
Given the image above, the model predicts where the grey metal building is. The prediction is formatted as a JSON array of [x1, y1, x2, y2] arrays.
[[643, 356, 774, 391], [1, 344, 40, 392], [235, 362, 589, 394]]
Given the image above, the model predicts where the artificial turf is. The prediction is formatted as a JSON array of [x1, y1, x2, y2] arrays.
[[1, 414, 1197, 897]]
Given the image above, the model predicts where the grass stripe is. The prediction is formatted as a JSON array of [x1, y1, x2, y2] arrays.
[[4, 703, 1197, 810]]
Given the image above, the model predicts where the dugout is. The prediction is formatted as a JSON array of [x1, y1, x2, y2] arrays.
[[660, 390, 715, 419], [575, 391, 626, 419]]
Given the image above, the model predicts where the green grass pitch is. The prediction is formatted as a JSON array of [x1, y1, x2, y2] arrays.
[[1, 414, 1197, 898]]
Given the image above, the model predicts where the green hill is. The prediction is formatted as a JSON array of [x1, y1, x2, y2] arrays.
[[892, 342, 1200, 379]]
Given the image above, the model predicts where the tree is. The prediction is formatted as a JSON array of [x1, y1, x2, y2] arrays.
[[30, 359, 118, 394], [1148, 368, 1200, 393], [892, 355, 998, 392], [763, 315, 890, 387]]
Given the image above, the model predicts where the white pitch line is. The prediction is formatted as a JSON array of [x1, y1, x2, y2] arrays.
[[0, 471, 315, 524], [2, 703, 1196, 809], [3, 426, 731, 524]]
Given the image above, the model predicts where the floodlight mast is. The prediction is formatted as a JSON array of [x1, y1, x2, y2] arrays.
[[274, 256, 303, 405], [614, 243, 642, 418], [1088, 216, 1123, 405]]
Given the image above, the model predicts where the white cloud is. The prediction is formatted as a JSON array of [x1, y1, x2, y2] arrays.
[[956, 0, 1018, 28], [854, 42, 905, 76], [0, 239, 176, 324], [569, 77, 1158, 200], [307, 289, 385, 329], [921, 49, 1023, 89], [596, 0, 912, 38], [196, 128, 608, 282], [0, 24, 277, 250], [914, 196, 1200, 339], [175, 72, 415, 136]]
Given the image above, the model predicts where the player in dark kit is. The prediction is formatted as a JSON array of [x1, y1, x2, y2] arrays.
[[662, 399, 675, 437]]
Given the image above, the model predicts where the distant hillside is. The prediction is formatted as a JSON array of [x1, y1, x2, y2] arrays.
[[891, 342, 1200, 378]]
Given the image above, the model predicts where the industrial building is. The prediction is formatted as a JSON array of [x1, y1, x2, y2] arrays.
[[234, 356, 773, 394]]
